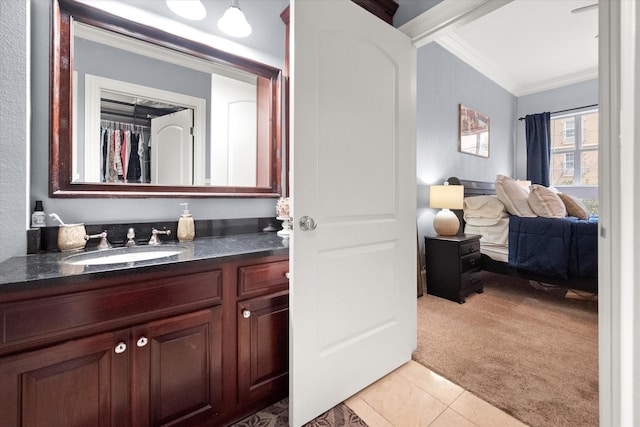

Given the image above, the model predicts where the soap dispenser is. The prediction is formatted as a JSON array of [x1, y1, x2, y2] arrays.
[[31, 200, 46, 228], [177, 203, 195, 242]]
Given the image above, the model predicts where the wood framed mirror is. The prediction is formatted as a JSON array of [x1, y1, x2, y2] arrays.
[[51, 0, 282, 198]]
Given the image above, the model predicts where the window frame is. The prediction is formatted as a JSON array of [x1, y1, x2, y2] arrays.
[[550, 109, 598, 187]]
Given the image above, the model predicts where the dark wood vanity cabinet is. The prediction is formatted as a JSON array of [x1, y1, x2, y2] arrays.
[[236, 260, 289, 405], [0, 308, 221, 427], [0, 252, 289, 427]]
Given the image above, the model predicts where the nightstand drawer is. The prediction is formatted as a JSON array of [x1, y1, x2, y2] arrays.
[[459, 240, 480, 256], [461, 269, 482, 290], [460, 251, 481, 272]]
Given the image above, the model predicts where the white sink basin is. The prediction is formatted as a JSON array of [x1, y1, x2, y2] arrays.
[[63, 245, 186, 266]]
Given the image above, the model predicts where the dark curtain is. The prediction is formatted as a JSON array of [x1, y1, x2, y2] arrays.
[[525, 112, 551, 187]]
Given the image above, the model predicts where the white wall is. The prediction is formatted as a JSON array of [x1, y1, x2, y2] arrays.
[[0, 0, 29, 261]]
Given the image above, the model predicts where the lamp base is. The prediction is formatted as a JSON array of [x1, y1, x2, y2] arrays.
[[433, 209, 460, 236]]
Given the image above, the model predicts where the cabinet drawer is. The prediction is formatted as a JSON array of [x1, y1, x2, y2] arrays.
[[460, 251, 481, 273], [459, 240, 480, 256], [460, 269, 482, 290], [238, 260, 289, 298], [0, 270, 222, 348]]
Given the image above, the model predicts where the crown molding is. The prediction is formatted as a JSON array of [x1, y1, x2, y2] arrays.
[[435, 33, 520, 94], [398, 0, 513, 48], [514, 68, 599, 96]]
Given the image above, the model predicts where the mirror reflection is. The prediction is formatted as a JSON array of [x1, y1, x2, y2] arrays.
[[74, 22, 265, 187], [51, 0, 282, 197]]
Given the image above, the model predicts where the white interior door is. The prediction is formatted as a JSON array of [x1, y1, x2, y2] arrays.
[[290, 1, 417, 425], [151, 108, 193, 185]]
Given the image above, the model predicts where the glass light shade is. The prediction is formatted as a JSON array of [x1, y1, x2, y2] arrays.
[[218, 4, 252, 38], [429, 185, 464, 209], [166, 0, 206, 21]]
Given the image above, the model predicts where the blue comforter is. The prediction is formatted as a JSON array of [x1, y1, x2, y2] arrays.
[[508, 215, 598, 279]]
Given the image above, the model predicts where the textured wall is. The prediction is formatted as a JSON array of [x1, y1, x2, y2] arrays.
[[0, 0, 28, 262], [416, 42, 517, 241]]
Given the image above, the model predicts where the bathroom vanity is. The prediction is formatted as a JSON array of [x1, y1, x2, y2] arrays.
[[0, 233, 289, 426]]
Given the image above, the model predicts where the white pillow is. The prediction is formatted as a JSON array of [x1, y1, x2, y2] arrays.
[[495, 175, 537, 217], [528, 184, 567, 218], [463, 195, 508, 226]]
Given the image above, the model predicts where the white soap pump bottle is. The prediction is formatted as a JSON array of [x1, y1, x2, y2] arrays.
[[177, 203, 195, 242]]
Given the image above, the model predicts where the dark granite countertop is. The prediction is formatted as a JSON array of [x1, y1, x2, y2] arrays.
[[0, 232, 289, 293]]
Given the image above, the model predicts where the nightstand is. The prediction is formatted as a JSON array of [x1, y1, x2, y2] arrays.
[[424, 234, 483, 303]]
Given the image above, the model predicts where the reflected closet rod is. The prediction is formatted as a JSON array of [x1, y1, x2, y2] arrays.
[[517, 103, 598, 121]]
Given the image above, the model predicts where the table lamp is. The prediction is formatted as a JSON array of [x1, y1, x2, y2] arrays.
[[430, 183, 464, 236]]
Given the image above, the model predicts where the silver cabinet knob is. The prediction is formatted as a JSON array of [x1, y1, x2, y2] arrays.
[[114, 342, 127, 354], [242, 309, 251, 319], [137, 337, 148, 347], [299, 216, 317, 231]]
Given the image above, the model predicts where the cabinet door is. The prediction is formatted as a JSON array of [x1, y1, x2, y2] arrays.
[[237, 290, 289, 403], [131, 307, 222, 427], [0, 330, 130, 427]]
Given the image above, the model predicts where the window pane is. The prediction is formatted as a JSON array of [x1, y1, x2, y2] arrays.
[[551, 117, 576, 149], [581, 150, 598, 185], [581, 112, 599, 148], [550, 152, 575, 185]]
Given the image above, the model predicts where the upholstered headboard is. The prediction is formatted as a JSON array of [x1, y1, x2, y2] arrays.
[[447, 177, 496, 235]]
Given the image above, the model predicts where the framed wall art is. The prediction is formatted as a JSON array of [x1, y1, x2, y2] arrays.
[[459, 104, 490, 158]]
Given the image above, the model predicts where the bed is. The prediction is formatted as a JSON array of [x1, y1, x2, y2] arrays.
[[448, 177, 598, 294]]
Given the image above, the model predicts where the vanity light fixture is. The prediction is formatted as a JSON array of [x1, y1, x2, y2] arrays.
[[218, 0, 252, 38], [430, 182, 464, 236], [166, 0, 206, 21]]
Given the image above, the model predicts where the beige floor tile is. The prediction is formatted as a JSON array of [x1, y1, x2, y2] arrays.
[[429, 408, 478, 427], [359, 371, 447, 426], [344, 395, 392, 427], [395, 361, 465, 405], [450, 391, 528, 427]]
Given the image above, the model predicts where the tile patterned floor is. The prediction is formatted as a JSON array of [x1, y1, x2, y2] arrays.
[[344, 360, 528, 427]]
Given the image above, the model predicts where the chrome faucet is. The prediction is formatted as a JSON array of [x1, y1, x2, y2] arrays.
[[125, 228, 136, 247], [149, 228, 171, 245], [85, 231, 112, 250]]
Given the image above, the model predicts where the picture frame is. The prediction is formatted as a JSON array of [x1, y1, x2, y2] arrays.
[[459, 104, 490, 158]]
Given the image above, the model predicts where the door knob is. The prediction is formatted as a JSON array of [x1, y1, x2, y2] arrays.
[[242, 309, 251, 318], [299, 216, 317, 231], [114, 342, 127, 354], [136, 337, 148, 347]]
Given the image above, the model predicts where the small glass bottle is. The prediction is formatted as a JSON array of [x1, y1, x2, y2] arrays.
[[31, 200, 46, 228]]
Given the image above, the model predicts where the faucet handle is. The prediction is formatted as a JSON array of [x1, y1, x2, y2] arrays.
[[125, 228, 136, 247], [149, 228, 171, 245], [85, 231, 112, 250]]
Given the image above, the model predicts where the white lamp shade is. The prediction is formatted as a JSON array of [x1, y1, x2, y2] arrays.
[[429, 185, 464, 209], [218, 4, 252, 38]]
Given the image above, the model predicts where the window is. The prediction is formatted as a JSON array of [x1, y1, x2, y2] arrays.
[[550, 110, 598, 187], [563, 120, 575, 142], [563, 152, 575, 176]]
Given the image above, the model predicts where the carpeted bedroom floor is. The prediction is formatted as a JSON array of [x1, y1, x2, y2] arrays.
[[413, 271, 598, 427]]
